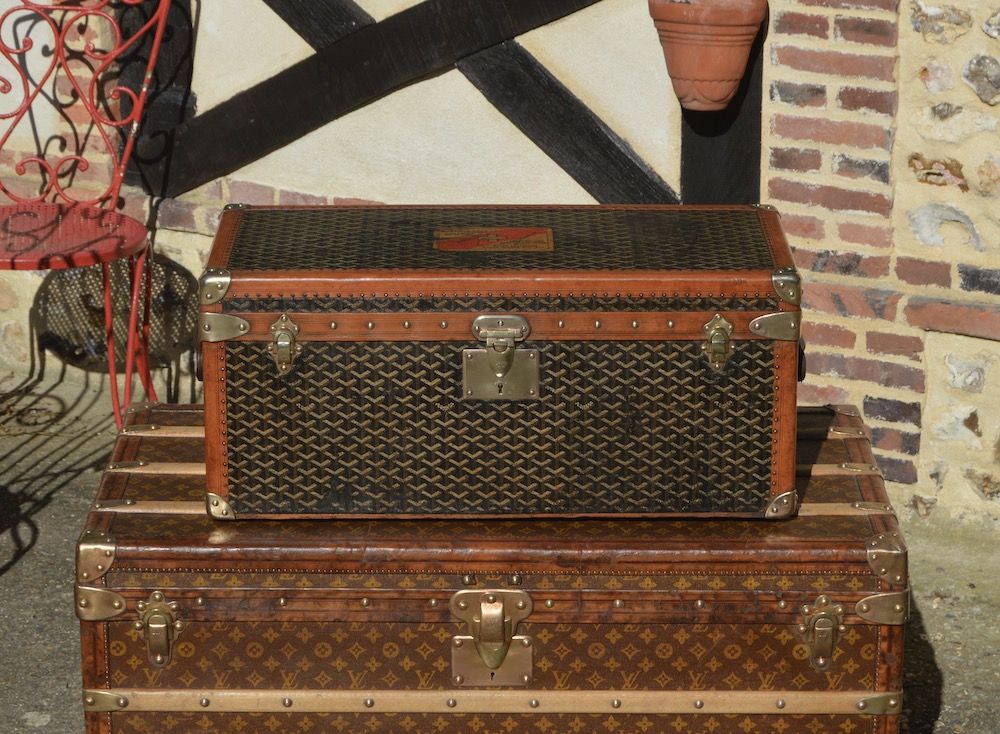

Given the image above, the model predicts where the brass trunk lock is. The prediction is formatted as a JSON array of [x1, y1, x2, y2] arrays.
[[135, 591, 184, 668], [450, 589, 533, 686], [702, 314, 733, 372], [268, 313, 301, 376], [463, 315, 540, 401], [798, 595, 846, 671]]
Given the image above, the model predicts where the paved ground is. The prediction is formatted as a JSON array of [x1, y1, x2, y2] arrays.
[[1, 375, 998, 734]]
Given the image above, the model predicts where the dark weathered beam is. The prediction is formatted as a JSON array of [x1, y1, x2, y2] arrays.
[[679, 21, 765, 204], [155, 0, 601, 197], [260, 0, 373, 50], [458, 42, 678, 205]]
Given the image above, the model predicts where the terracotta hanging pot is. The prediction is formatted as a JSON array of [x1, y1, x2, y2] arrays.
[[648, 0, 768, 111]]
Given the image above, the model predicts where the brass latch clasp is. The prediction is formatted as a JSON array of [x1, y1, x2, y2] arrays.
[[267, 313, 301, 376], [463, 316, 539, 401], [702, 314, 734, 372], [450, 589, 533, 686], [134, 591, 183, 668], [798, 595, 847, 671]]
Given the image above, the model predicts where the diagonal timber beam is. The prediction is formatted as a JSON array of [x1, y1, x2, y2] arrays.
[[154, 0, 603, 197]]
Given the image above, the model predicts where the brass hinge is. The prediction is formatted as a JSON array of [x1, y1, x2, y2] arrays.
[[748, 312, 800, 341], [134, 591, 184, 667], [76, 586, 127, 621], [797, 595, 847, 671], [701, 314, 733, 372], [267, 313, 301, 376], [76, 530, 115, 584], [772, 267, 801, 305], [451, 589, 533, 686], [856, 590, 909, 625], [207, 493, 236, 520], [463, 315, 539, 401], [764, 490, 798, 519], [199, 268, 232, 305], [867, 532, 907, 586]]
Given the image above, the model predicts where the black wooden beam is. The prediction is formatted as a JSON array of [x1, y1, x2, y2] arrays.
[[458, 42, 678, 205], [261, 0, 373, 50], [679, 19, 765, 204], [154, 0, 602, 197]]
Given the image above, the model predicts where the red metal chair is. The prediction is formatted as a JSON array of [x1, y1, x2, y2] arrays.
[[0, 0, 172, 428]]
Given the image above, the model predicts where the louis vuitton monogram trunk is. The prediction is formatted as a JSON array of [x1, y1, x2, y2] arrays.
[[198, 204, 802, 519], [78, 403, 906, 734]]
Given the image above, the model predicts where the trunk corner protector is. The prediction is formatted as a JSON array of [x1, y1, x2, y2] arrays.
[[83, 690, 129, 713], [772, 267, 801, 305], [765, 490, 798, 519], [77, 530, 116, 584], [199, 313, 250, 343], [856, 692, 903, 715], [856, 589, 910, 625], [207, 493, 236, 520], [199, 268, 232, 305], [867, 532, 908, 586], [76, 586, 127, 621], [749, 312, 800, 341]]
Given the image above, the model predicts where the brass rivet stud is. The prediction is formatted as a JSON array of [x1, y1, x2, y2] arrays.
[[694, 700, 704, 709], [516, 600, 527, 610], [462, 575, 476, 586], [211, 499, 219, 507], [133, 621, 144, 631], [360, 598, 371, 608], [631, 320, 640, 329], [84, 696, 95, 706], [195, 597, 204, 606], [611, 699, 622, 709], [117, 697, 128, 709], [403, 320, 411, 329], [81, 572, 89, 580], [557, 320, 565, 328], [859, 603, 870, 613], [510, 574, 522, 585], [113, 600, 123, 610], [239, 324, 247, 332], [522, 638, 531, 647], [545, 599, 555, 608], [364, 698, 375, 708], [430, 599, 439, 607], [778, 600, 788, 609], [613, 599, 625, 609], [447, 699, 457, 708], [279, 597, 288, 607], [594, 320, 602, 329], [457, 600, 468, 610], [282, 698, 293, 708], [521, 674, 531, 684], [78, 599, 88, 608], [485, 594, 497, 603], [330, 321, 337, 330], [453, 639, 463, 648], [367, 321, 375, 330], [454, 675, 464, 685], [200, 698, 210, 708], [889, 698, 899, 708], [695, 600, 706, 609], [776, 699, 786, 709], [154, 654, 164, 664], [440, 321, 448, 329], [153, 592, 164, 602], [856, 700, 867, 711], [530, 699, 540, 709], [528, 389, 536, 396], [667, 320, 675, 328]]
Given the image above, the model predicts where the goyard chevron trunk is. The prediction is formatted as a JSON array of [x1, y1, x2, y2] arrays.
[[198, 204, 802, 519], [79, 403, 906, 734]]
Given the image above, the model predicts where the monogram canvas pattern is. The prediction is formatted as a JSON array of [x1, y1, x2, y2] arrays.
[[225, 207, 775, 271], [224, 340, 777, 516], [105, 570, 880, 594], [109, 712, 877, 734], [222, 295, 781, 314], [107, 621, 879, 692]]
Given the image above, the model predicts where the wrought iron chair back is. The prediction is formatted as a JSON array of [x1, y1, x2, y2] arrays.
[[0, 0, 173, 427]]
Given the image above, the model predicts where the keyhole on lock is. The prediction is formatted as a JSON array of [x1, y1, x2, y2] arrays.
[[497, 382, 504, 396]]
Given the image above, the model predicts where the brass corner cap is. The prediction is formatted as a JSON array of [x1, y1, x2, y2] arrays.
[[206, 493, 236, 520]]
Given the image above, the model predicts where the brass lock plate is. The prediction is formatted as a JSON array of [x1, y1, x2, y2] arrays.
[[451, 589, 533, 686], [797, 595, 846, 671], [462, 315, 539, 401]]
